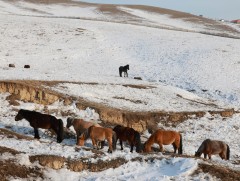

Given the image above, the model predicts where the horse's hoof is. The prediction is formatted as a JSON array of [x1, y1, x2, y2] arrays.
[[108, 150, 112, 153]]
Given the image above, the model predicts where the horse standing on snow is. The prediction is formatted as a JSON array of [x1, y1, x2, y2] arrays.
[[119, 64, 129, 77], [195, 139, 230, 160], [66, 117, 101, 146], [15, 109, 64, 143], [143, 129, 183, 154]]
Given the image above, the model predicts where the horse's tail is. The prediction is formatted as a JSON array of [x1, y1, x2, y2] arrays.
[[57, 119, 64, 143], [178, 133, 183, 154], [119, 67, 122, 77], [112, 131, 117, 151], [134, 131, 142, 153], [226, 144, 230, 160]]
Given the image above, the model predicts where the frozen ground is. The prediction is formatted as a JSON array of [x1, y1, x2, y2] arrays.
[[0, 0, 240, 180], [0, 93, 239, 180]]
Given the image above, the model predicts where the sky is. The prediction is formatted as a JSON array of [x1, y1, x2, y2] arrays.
[[79, 0, 240, 20]]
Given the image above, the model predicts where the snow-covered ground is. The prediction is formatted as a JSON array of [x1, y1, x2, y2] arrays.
[[0, 0, 240, 109], [0, 0, 240, 180], [1, 92, 239, 180]]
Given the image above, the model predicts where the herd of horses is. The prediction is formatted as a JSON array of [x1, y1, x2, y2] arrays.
[[15, 109, 230, 160]]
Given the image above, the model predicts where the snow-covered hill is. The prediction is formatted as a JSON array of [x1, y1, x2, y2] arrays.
[[0, 0, 240, 180], [0, 0, 240, 109]]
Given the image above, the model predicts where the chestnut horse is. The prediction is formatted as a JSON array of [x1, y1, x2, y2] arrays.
[[113, 125, 142, 153], [195, 139, 230, 160], [80, 126, 117, 153], [15, 109, 64, 143], [66, 117, 101, 146], [143, 129, 182, 154], [119, 64, 129, 77]]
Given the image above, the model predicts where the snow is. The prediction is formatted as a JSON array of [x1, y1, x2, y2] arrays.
[[74, 158, 198, 181], [0, 0, 240, 180], [119, 7, 206, 31]]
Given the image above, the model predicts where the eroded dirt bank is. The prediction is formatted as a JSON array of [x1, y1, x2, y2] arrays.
[[0, 80, 236, 132]]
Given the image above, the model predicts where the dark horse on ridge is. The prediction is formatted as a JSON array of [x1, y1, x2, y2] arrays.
[[119, 64, 129, 77], [15, 109, 64, 143], [113, 125, 142, 153]]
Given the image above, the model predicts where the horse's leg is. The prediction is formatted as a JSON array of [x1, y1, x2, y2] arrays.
[[76, 132, 80, 145], [100, 140, 105, 149], [208, 154, 212, 159], [107, 137, 113, 153], [119, 69, 122, 77], [158, 142, 164, 152], [34, 128, 40, 139], [130, 143, 134, 153], [172, 143, 177, 154], [120, 140, 123, 150], [204, 153, 207, 159], [96, 141, 100, 150], [91, 138, 97, 149]]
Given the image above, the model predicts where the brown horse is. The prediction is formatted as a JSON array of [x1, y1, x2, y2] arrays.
[[195, 139, 230, 160], [15, 109, 64, 143], [113, 125, 142, 153], [66, 117, 101, 146], [80, 126, 117, 153], [143, 129, 182, 154]]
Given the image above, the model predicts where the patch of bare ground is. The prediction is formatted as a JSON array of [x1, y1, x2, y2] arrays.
[[0, 128, 34, 141], [0, 160, 43, 181], [0, 146, 43, 181], [113, 96, 147, 105], [195, 164, 240, 181], [0, 146, 21, 155]]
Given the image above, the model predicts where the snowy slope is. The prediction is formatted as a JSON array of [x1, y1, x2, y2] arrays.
[[0, 1, 240, 180], [0, 93, 239, 180], [0, 0, 240, 109]]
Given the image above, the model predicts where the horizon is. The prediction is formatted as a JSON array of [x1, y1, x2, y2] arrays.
[[79, 0, 240, 20]]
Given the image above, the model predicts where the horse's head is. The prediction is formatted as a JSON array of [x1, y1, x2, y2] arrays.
[[113, 125, 122, 133], [126, 64, 129, 70], [77, 133, 86, 146], [15, 109, 24, 121], [134, 131, 142, 153], [195, 151, 201, 157], [143, 141, 151, 153], [66, 117, 74, 128]]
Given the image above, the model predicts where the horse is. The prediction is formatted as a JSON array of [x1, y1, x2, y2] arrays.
[[195, 139, 230, 160], [66, 117, 101, 146], [15, 109, 64, 143], [143, 129, 182, 154], [80, 126, 117, 153], [113, 125, 142, 153], [119, 64, 129, 77]]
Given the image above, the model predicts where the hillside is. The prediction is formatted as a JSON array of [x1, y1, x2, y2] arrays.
[[0, 0, 240, 180]]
